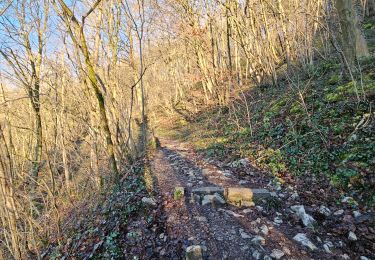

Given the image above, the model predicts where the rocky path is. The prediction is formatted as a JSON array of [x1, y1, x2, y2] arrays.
[[148, 138, 368, 259]]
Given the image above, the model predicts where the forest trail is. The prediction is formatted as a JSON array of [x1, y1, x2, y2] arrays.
[[150, 138, 333, 259]]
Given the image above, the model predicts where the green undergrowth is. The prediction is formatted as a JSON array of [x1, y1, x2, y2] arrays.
[[160, 58, 375, 206], [46, 160, 156, 259], [364, 16, 375, 53]]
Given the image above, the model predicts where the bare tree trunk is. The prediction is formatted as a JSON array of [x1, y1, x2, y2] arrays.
[[336, 0, 370, 69], [54, 0, 119, 178], [30, 101, 42, 189], [226, 0, 233, 104], [0, 124, 22, 259], [369, 0, 375, 16], [60, 71, 71, 191], [277, 0, 291, 68]]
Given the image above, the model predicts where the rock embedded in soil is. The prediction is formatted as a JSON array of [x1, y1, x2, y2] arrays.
[[238, 180, 249, 185], [290, 205, 316, 228], [270, 249, 285, 259], [282, 247, 291, 255], [186, 245, 203, 260], [353, 210, 361, 218], [341, 196, 357, 205], [239, 229, 251, 239], [334, 209, 344, 216], [323, 241, 334, 253], [251, 235, 265, 245], [142, 197, 156, 206], [191, 193, 201, 204], [290, 191, 299, 200], [251, 188, 272, 199], [243, 208, 252, 214], [318, 205, 331, 217], [273, 217, 283, 225], [188, 172, 197, 180], [242, 201, 255, 207], [238, 158, 250, 166], [348, 231, 358, 241], [201, 193, 226, 206], [202, 169, 211, 177], [223, 170, 232, 177], [354, 212, 374, 223], [252, 250, 261, 260], [218, 208, 244, 218], [201, 196, 211, 206], [194, 216, 207, 222], [293, 233, 317, 251], [192, 186, 224, 196], [341, 254, 350, 260], [260, 225, 269, 235]]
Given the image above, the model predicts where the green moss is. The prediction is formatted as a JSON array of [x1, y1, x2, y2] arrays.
[[328, 74, 340, 85], [320, 61, 340, 71], [269, 97, 289, 114], [290, 102, 304, 115], [364, 23, 375, 30], [332, 122, 345, 135], [364, 82, 375, 94], [337, 82, 356, 94], [174, 187, 184, 200], [325, 92, 343, 102], [330, 80, 375, 98], [258, 148, 287, 176]]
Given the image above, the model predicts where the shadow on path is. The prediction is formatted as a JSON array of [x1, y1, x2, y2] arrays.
[[149, 139, 309, 259]]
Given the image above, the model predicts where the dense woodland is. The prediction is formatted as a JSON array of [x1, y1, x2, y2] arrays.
[[0, 0, 374, 259]]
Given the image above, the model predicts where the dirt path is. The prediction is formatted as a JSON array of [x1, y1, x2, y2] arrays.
[[150, 138, 330, 259]]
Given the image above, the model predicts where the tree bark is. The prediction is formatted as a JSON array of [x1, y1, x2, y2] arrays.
[[30, 102, 42, 188], [336, 0, 370, 69], [369, 0, 375, 16], [55, 0, 120, 178], [0, 124, 22, 259]]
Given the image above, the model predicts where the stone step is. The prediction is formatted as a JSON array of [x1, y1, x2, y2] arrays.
[[191, 186, 271, 207], [225, 188, 271, 207], [191, 186, 225, 196]]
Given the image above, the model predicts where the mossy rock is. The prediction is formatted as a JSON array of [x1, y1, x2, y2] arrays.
[[174, 187, 185, 200]]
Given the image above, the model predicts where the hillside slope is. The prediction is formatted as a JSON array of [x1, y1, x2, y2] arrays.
[[159, 56, 375, 206]]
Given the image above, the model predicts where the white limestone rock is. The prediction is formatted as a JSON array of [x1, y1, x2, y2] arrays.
[[293, 233, 317, 251], [291, 205, 316, 228]]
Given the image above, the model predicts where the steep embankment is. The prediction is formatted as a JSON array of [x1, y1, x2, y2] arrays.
[[160, 57, 375, 205], [153, 23, 375, 260]]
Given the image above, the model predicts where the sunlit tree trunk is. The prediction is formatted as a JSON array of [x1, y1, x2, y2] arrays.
[[0, 124, 21, 259], [59, 67, 71, 191], [54, 0, 120, 178]]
